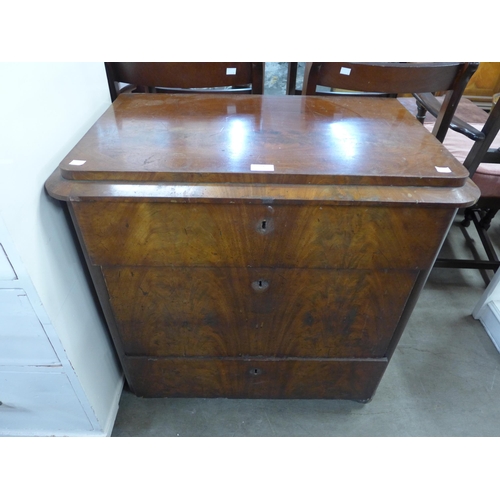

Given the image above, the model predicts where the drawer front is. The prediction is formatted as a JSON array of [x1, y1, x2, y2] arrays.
[[103, 267, 417, 358], [0, 369, 93, 436], [74, 201, 453, 270], [0, 289, 60, 366], [123, 356, 388, 399]]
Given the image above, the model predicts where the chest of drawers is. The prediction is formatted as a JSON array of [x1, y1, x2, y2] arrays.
[[46, 94, 479, 400]]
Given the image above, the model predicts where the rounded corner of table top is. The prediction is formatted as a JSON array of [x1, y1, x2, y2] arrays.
[[45, 167, 72, 201]]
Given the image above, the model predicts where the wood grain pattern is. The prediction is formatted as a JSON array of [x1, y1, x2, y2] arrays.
[[58, 94, 470, 187], [301, 62, 479, 144], [103, 267, 417, 358], [47, 168, 479, 208], [74, 201, 453, 270], [105, 62, 265, 100], [45, 93, 481, 399], [124, 356, 388, 399]]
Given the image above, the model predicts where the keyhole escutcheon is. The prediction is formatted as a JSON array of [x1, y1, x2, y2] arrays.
[[256, 217, 274, 234], [252, 279, 269, 292]]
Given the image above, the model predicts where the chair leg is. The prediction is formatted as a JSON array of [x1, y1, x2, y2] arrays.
[[434, 208, 500, 285], [461, 207, 474, 227], [473, 210, 500, 263], [416, 101, 427, 124], [479, 208, 498, 230], [287, 63, 298, 96]]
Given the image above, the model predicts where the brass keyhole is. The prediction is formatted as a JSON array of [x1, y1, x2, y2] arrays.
[[249, 368, 262, 376]]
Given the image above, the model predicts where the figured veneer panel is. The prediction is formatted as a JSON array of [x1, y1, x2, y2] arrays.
[[46, 94, 481, 400], [74, 202, 453, 270], [123, 356, 388, 399], [58, 95, 470, 188], [103, 267, 417, 358]]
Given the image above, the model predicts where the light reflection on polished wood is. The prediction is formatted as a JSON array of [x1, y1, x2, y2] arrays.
[[46, 94, 480, 400], [58, 94, 470, 187]]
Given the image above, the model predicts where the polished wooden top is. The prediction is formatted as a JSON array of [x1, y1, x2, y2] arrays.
[[58, 94, 470, 188]]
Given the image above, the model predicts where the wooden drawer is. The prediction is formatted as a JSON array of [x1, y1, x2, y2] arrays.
[[74, 201, 453, 270], [103, 266, 417, 358], [123, 356, 388, 399]]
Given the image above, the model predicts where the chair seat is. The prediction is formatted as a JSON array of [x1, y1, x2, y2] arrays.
[[416, 91, 500, 282], [475, 163, 500, 175], [424, 122, 500, 175], [471, 170, 500, 209], [423, 122, 500, 208]]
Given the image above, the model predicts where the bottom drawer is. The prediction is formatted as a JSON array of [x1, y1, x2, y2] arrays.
[[123, 356, 388, 400]]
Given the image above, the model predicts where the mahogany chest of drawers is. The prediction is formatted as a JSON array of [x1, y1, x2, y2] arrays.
[[46, 94, 479, 400]]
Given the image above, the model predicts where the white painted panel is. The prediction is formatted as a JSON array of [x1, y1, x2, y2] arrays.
[[0, 289, 59, 366], [473, 270, 500, 318], [477, 300, 500, 353], [0, 63, 122, 429], [0, 244, 16, 281], [0, 368, 93, 436]]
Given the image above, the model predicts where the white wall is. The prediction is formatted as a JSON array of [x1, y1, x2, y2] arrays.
[[0, 63, 122, 431]]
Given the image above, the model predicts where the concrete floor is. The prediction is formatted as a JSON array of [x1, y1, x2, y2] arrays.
[[111, 64, 500, 437]]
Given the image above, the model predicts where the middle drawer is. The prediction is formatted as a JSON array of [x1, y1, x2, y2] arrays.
[[103, 266, 418, 358]]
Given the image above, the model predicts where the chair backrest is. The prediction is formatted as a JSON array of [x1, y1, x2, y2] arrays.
[[464, 97, 500, 176], [105, 62, 264, 101], [302, 62, 479, 142]]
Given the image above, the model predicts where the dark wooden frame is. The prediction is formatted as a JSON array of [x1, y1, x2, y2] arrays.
[[105, 62, 265, 101], [302, 62, 479, 144], [434, 98, 500, 284]]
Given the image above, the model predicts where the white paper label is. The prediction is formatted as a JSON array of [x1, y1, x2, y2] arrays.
[[251, 164, 274, 172], [340, 67, 351, 76], [435, 166, 452, 173], [226, 68, 237, 75], [69, 160, 86, 166]]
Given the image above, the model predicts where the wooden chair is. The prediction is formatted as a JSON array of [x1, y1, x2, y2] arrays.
[[287, 62, 300, 95], [105, 62, 264, 102], [431, 96, 500, 282], [302, 62, 479, 142]]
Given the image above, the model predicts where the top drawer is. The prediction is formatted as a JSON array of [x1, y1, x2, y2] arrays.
[[72, 201, 453, 270]]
